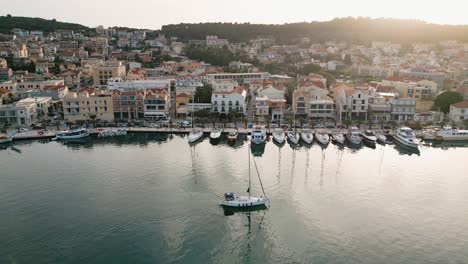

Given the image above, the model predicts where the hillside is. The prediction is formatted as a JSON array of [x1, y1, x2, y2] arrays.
[[0, 15, 91, 34], [161, 18, 468, 44]]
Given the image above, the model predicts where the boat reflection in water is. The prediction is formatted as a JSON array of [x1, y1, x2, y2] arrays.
[[430, 141, 468, 150], [250, 142, 266, 157], [222, 204, 268, 216], [393, 142, 421, 156]]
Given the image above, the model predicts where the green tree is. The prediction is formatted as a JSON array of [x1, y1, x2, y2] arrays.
[[433, 91, 463, 113], [194, 83, 213, 103]]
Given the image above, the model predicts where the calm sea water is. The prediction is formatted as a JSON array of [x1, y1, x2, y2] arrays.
[[1, 134, 468, 264]]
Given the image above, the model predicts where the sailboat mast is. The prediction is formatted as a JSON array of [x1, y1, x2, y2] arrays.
[[192, 92, 194, 129], [248, 144, 251, 199]]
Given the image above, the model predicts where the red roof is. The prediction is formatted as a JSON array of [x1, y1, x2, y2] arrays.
[[452, 101, 468, 108]]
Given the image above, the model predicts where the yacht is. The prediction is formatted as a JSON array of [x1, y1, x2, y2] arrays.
[[188, 128, 203, 143], [55, 125, 89, 140], [435, 127, 468, 141], [361, 130, 377, 146], [346, 126, 362, 145], [376, 133, 387, 144], [0, 131, 15, 144], [287, 130, 300, 145], [221, 144, 267, 208], [331, 131, 345, 145], [227, 130, 238, 143], [393, 127, 420, 148], [251, 125, 267, 145], [272, 129, 285, 144], [210, 128, 222, 141], [315, 131, 330, 145], [300, 130, 314, 144]]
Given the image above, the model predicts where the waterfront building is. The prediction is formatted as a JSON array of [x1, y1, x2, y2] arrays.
[[211, 87, 247, 115], [205, 72, 269, 84], [448, 101, 468, 124], [0, 102, 37, 127], [92, 62, 126, 86], [63, 88, 114, 123], [107, 78, 171, 91], [0, 68, 13, 81], [368, 95, 392, 122], [414, 111, 444, 123], [390, 98, 416, 121], [335, 88, 369, 120], [17, 97, 52, 119], [112, 90, 145, 120], [143, 89, 170, 120]]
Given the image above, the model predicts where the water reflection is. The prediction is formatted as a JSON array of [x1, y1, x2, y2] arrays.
[[250, 143, 266, 157]]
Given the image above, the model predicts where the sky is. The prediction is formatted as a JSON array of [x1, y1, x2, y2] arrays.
[[2, 0, 467, 29]]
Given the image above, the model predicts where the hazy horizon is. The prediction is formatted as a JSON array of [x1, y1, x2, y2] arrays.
[[2, 0, 467, 29]]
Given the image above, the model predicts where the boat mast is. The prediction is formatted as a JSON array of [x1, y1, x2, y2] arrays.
[[248, 144, 251, 199], [191, 92, 194, 129]]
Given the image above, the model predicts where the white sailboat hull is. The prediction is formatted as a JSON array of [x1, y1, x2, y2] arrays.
[[221, 196, 267, 207], [273, 133, 285, 144], [287, 132, 300, 144], [188, 131, 203, 143], [300, 133, 314, 144]]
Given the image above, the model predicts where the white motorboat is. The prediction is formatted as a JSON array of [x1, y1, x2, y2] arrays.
[[435, 126, 468, 141], [315, 131, 330, 145], [361, 130, 377, 146], [251, 125, 267, 145], [300, 130, 314, 144], [55, 125, 89, 140], [272, 129, 285, 144], [376, 133, 387, 144], [0, 131, 15, 144], [221, 144, 267, 208], [332, 131, 345, 145], [227, 130, 238, 143], [188, 128, 203, 143], [393, 127, 420, 148], [287, 130, 300, 145], [210, 128, 222, 140], [346, 126, 362, 145]]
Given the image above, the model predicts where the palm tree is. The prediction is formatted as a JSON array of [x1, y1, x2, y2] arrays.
[[389, 121, 398, 130], [343, 119, 352, 129], [367, 118, 374, 129]]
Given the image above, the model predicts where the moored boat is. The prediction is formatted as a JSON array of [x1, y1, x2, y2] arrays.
[[55, 125, 89, 140], [435, 126, 468, 141], [188, 128, 203, 143], [0, 131, 15, 144], [393, 127, 420, 148], [287, 130, 300, 145], [210, 128, 222, 141], [331, 131, 345, 145], [346, 126, 362, 145], [315, 131, 330, 145], [300, 130, 314, 144], [376, 133, 387, 144], [251, 125, 267, 145], [272, 129, 285, 144], [361, 130, 377, 147], [227, 130, 238, 143]]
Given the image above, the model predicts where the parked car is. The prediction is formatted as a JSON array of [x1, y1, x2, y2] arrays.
[[19, 128, 29, 132], [117, 123, 127, 127], [227, 123, 236, 128], [280, 124, 289, 130], [314, 124, 325, 128], [269, 124, 278, 129], [326, 124, 335, 129]]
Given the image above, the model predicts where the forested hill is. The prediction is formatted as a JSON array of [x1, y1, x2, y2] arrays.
[[161, 18, 468, 44], [0, 15, 91, 34]]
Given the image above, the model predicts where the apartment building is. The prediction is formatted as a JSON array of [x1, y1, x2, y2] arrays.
[[206, 72, 269, 84], [0, 102, 37, 127], [449, 101, 468, 123], [391, 98, 416, 121], [63, 88, 114, 122], [211, 87, 247, 115], [92, 62, 126, 86], [336, 89, 369, 120]]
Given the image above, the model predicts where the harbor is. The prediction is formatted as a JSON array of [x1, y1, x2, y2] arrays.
[[1, 134, 468, 263]]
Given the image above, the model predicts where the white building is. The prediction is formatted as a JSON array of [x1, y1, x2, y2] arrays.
[[449, 101, 468, 123], [16, 97, 52, 119], [107, 78, 172, 91], [206, 72, 269, 84], [206, 35, 229, 47], [211, 87, 247, 115], [211, 80, 238, 92], [336, 89, 369, 120], [391, 98, 416, 121], [414, 111, 444, 123]]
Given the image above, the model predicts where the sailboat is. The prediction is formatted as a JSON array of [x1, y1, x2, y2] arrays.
[[221, 145, 268, 208], [188, 93, 203, 143], [287, 109, 299, 145]]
